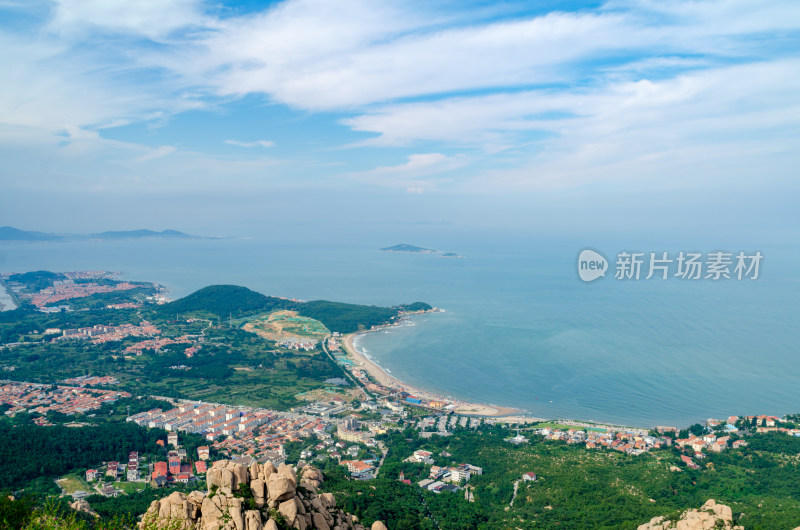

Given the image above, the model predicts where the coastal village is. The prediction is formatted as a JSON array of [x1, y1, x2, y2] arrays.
[[3, 373, 797, 504], [2, 270, 800, 512]]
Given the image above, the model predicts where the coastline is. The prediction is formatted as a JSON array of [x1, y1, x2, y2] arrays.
[[341, 328, 526, 418]]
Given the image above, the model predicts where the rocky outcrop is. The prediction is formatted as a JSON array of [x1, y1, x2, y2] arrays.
[[638, 499, 743, 530], [70, 499, 99, 518], [140, 460, 387, 530]]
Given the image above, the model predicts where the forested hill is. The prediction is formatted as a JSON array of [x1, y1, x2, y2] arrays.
[[155, 285, 294, 319], [157, 284, 432, 334]]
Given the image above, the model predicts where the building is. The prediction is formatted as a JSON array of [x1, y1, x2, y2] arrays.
[[523, 471, 537, 482], [153, 461, 168, 477], [85, 469, 98, 482], [106, 462, 119, 478], [197, 446, 210, 461], [168, 457, 181, 475], [449, 468, 470, 483], [168, 432, 179, 447]]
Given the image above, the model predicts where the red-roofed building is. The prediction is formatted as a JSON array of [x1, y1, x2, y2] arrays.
[[195, 461, 207, 474], [681, 455, 700, 470], [154, 461, 168, 477], [168, 457, 181, 475]]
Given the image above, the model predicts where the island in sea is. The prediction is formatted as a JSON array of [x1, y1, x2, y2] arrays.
[[3, 269, 800, 529], [381, 244, 463, 257], [380, 243, 438, 253]]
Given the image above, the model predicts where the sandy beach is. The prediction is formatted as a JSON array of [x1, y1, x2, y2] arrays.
[[341, 331, 523, 418]]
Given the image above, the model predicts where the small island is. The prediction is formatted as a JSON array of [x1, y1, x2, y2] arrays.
[[380, 244, 437, 254], [442, 252, 463, 258]]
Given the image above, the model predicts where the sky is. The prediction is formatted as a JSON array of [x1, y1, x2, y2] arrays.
[[0, 0, 798, 239]]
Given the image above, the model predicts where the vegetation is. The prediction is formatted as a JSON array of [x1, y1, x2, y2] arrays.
[[314, 423, 800, 529], [7, 271, 66, 292], [0, 420, 206, 492], [155, 284, 429, 333], [156, 285, 294, 320], [297, 300, 398, 334]]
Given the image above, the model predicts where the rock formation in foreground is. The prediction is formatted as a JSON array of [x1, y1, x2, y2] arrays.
[[139, 459, 385, 530], [638, 499, 742, 530]]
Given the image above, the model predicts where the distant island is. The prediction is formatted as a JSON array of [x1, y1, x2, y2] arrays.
[[380, 244, 437, 253], [0, 226, 203, 242], [381, 243, 462, 257]]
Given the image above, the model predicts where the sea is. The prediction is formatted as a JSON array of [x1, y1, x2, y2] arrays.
[[1, 231, 797, 428]]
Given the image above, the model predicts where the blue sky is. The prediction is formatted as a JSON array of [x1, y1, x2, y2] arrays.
[[0, 0, 798, 236]]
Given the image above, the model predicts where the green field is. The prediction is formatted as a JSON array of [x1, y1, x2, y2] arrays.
[[56, 474, 89, 495]]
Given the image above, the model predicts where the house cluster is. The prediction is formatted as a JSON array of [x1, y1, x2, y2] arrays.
[[87, 451, 143, 483], [123, 335, 198, 355], [127, 402, 332, 463], [416, 414, 483, 437], [401, 393, 448, 410], [213, 414, 331, 461], [277, 337, 318, 351], [428, 463, 482, 484], [106, 302, 142, 310], [127, 403, 273, 439], [340, 458, 377, 479], [336, 418, 371, 444], [60, 375, 119, 387], [83, 452, 145, 497], [24, 281, 139, 308], [57, 321, 159, 344], [0, 381, 130, 416], [149, 434, 205, 487], [404, 449, 483, 493], [675, 434, 743, 454], [534, 427, 674, 455]]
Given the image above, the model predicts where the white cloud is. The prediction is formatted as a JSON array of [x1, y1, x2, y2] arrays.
[[135, 145, 176, 163], [48, 0, 208, 40], [0, 0, 798, 195], [345, 153, 468, 191], [225, 139, 275, 148], [162, 0, 800, 112], [339, 58, 800, 191]]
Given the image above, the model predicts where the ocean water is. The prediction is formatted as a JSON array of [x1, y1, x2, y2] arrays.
[[0, 233, 797, 427]]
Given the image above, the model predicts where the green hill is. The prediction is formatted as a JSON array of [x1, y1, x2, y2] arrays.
[[156, 285, 293, 318], [158, 285, 432, 333], [298, 300, 399, 334]]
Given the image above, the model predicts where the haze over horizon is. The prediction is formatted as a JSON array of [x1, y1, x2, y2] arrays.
[[1, 0, 798, 240]]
